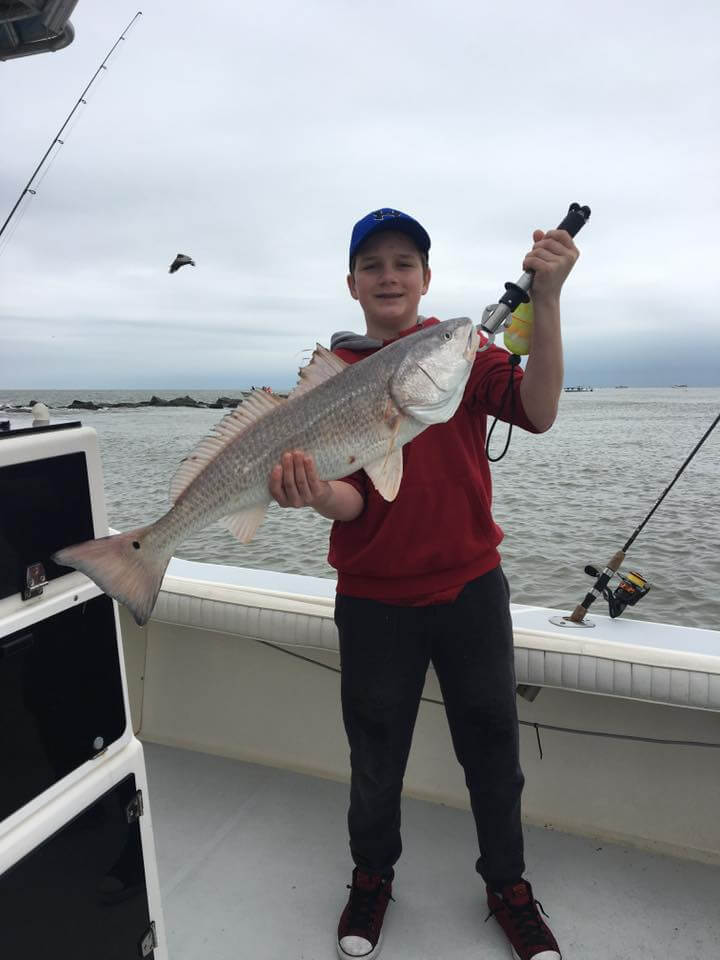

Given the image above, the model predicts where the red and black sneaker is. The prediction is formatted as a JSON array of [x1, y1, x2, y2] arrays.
[[486, 879, 561, 960], [337, 867, 394, 960]]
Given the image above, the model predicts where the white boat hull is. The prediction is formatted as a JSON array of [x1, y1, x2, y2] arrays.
[[119, 559, 720, 866]]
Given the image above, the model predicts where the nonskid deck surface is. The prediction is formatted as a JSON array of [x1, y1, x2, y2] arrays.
[[144, 742, 719, 960]]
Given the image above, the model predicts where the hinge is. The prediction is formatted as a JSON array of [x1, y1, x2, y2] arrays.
[[139, 921, 157, 957], [126, 789, 144, 823], [23, 562, 47, 600]]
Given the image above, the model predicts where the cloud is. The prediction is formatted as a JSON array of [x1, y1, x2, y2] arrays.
[[1, 0, 718, 387]]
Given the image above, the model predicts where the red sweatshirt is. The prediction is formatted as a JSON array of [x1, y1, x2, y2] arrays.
[[327, 317, 541, 604]]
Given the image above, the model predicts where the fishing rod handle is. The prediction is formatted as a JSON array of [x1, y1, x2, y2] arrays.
[[480, 202, 592, 335], [501, 202, 591, 306], [568, 548, 625, 622], [555, 202, 591, 239]]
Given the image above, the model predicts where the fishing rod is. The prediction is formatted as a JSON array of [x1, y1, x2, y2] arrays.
[[483, 202, 591, 461], [0, 11, 143, 253], [479, 201, 592, 343], [551, 410, 720, 627]]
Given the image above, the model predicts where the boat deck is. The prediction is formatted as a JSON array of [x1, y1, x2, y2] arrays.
[[143, 741, 719, 960]]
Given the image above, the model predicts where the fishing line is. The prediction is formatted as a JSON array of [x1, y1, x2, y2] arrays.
[[32, 66, 107, 183], [0, 193, 33, 258], [0, 139, 71, 258], [621, 410, 720, 554], [0, 11, 143, 258], [245, 634, 720, 753]]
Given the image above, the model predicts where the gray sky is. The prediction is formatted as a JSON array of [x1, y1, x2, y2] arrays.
[[1, 0, 718, 388]]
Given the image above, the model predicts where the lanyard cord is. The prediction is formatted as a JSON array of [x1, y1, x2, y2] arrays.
[[486, 354, 521, 462]]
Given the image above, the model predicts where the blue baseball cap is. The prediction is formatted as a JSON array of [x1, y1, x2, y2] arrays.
[[349, 207, 431, 269]]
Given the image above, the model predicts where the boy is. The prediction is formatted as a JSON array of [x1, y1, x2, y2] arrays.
[[269, 208, 578, 960]]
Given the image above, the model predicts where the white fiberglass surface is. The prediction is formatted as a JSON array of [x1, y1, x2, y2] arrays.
[[164, 557, 720, 659], [165, 556, 337, 598], [144, 742, 719, 960], [512, 605, 720, 658]]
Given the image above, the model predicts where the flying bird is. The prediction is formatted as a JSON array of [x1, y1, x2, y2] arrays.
[[169, 253, 196, 273]]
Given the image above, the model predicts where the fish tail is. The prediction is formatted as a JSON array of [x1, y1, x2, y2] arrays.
[[52, 525, 173, 626]]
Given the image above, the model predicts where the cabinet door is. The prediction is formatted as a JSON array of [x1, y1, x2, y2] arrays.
[[0, 774, 155, 958], [1, 594, 127, 822], [0, 449, 94, 601]]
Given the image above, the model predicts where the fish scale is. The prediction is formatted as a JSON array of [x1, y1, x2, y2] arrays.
[[162, 349, 406, 534]]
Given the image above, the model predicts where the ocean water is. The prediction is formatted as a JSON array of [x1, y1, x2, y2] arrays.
[[2, 387, 719, 631]]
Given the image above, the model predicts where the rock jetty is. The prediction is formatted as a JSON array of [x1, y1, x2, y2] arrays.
[[0, 394, 270, 413], [65, 395, 247, 410]]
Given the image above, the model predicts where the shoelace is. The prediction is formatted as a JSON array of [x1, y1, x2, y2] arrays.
[[346, 879, 394, 930], [485, 894, 553, 948]]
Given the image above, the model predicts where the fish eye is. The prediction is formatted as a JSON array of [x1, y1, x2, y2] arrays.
[[443, 331, 452, 341]]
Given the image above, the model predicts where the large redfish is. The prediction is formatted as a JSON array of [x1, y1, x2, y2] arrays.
[[53, 317, 480, 625]]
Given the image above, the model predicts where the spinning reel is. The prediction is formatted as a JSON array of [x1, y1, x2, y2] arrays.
[[583, 565, 651, 619]]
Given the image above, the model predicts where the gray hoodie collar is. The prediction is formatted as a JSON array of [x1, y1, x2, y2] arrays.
[[330, 316, 428, 353]]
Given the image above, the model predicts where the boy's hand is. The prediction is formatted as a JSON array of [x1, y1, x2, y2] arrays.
[[523, 229, 579, 306], [269, 450, 332, 509]]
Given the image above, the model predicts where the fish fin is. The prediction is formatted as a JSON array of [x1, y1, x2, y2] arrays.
[[169, 391, 285, 504], [364, 447, 404, 501], [364, 413, 406, 501], [51, 525, 172, 627], [218, 503, 268, 543], [287, 344, 348, 401]]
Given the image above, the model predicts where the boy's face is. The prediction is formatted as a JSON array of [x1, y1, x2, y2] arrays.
[[347, 231, 431, 339]]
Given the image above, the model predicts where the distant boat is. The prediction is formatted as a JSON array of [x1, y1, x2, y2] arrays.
[[673, 384, 688, 388], [615, 385, 629, 389], [563, 386, 593, 392]]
